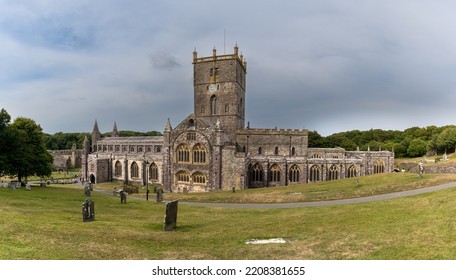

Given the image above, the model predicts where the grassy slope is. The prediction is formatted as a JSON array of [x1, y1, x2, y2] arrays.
[[2, 173, 456, 260]]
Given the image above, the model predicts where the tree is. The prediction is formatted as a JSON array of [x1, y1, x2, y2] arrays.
[[407, 139, 428, 157], [436, 127, 456, 153], [0, 109, 12, 175], [8, 117, 53, 182]]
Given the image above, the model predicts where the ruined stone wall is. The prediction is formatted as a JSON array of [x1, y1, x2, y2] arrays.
[[49, 149, 83, 170]]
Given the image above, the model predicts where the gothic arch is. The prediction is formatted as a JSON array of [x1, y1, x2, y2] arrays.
[[328, 165, 339, 181], [192, 143, 207, 164], [309, 165, 320, 182], [192, 172, 207, 185], [269, 164, 281, 182], [176, 170, 190, 183], [176, 144, 190, 163], [374, 160, 385, 174], [289, 164, 300, 183], [210, 95, 218, 115], [130, 162, 139, 179], [114, 160, 122, 177], [149, 162, 159, 181], [249, 163, 264, 186], [347, 165, 357, 178]]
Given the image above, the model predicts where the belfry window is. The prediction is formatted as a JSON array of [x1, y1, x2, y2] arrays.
[[211, 95, 218, 115]]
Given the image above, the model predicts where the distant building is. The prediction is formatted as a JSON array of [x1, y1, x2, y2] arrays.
[[82, 45, 394, 191]]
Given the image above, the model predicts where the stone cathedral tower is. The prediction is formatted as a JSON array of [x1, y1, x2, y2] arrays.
[[192, 45, 247, 140]]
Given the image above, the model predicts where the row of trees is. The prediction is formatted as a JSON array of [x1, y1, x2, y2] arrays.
[[309, 125, 456, 158], [0, 108, 53, 183]]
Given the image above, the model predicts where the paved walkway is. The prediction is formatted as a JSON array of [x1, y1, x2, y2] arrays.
[[178, 181, 456, 209]]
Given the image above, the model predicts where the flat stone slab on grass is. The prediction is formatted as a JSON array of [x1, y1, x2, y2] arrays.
[[245, 238, 293, 244]]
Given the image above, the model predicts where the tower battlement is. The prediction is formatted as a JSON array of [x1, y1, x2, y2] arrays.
[[192, 46, 247, 71]]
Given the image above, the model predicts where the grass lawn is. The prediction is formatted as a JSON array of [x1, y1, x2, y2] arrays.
[[2, 173, 456, 260]]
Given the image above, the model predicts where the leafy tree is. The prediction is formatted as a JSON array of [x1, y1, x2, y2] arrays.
[[0, 109, 12, 175], [9, 117, 53, 183], [436, 127, 456, 153], [407, 139, 428, 157]]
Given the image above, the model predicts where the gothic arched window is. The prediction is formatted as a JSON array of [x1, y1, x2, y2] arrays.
[[328, 165, 338, 181], [192, 144, 207, 164], [176, 171, 190, 182], [176, 144, 190, 163], [192, 172, 206, 184], [149, 163, 159, 181], [309, 165, 320, 182], [115, 161, 122, 177], [374, 160, 385, 174], [347, 165, 357, 178], [250, 163, 263, 182], [289, 165, 300, 183], [131, 162, 139, 179], [269, 164, 281, 182]]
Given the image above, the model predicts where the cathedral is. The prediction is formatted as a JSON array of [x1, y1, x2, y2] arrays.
[[81, 45, 394, 192]]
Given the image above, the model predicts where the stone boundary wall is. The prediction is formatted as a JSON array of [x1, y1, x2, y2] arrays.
[[419, 165, 456, 174]]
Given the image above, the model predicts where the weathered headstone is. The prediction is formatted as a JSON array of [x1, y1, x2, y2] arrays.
[[82, 199, 95, 222], [163, 200, 178, 231], [84, 186, 91, 197], [26, 183, 31, 191], [120, 190, 127, 204], [156, 189, 164, 203]]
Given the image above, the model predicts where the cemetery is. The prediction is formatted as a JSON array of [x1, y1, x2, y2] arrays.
[[2, 170, 456, 259]]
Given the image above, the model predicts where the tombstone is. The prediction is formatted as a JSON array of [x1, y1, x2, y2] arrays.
[[120, 190, 127, 204], [84, 186, 91, 197], [26, 183, 31, 191], [163, 200, 179, 231], [82, 199, 95, 222], [156, 189, 164, 203]]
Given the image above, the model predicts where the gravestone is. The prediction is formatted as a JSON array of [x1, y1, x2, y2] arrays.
[[84, 186, 91, 197], [163, 200, 179, 231], [156, 189, 164, 203], [26, 183, 31, 191], [82, 199, 95, 222], [120, 190, 127, 204]]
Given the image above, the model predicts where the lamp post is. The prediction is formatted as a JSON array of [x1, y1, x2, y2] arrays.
[[145, 160, 150, 201]]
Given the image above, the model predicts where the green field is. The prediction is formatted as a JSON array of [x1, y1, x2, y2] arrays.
[[2, 173, 456, 260]]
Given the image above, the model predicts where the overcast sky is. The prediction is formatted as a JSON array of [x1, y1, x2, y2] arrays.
[[1, 1, 456, 136]]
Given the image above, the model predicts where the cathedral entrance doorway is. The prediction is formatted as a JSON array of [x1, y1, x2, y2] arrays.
[[89, 174, 96, 184]]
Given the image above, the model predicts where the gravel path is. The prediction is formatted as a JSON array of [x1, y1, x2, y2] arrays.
[[178, 181, 456, 209]]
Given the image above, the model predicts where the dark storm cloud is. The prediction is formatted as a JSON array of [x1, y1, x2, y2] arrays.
[[2, 1, 456, 136]]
